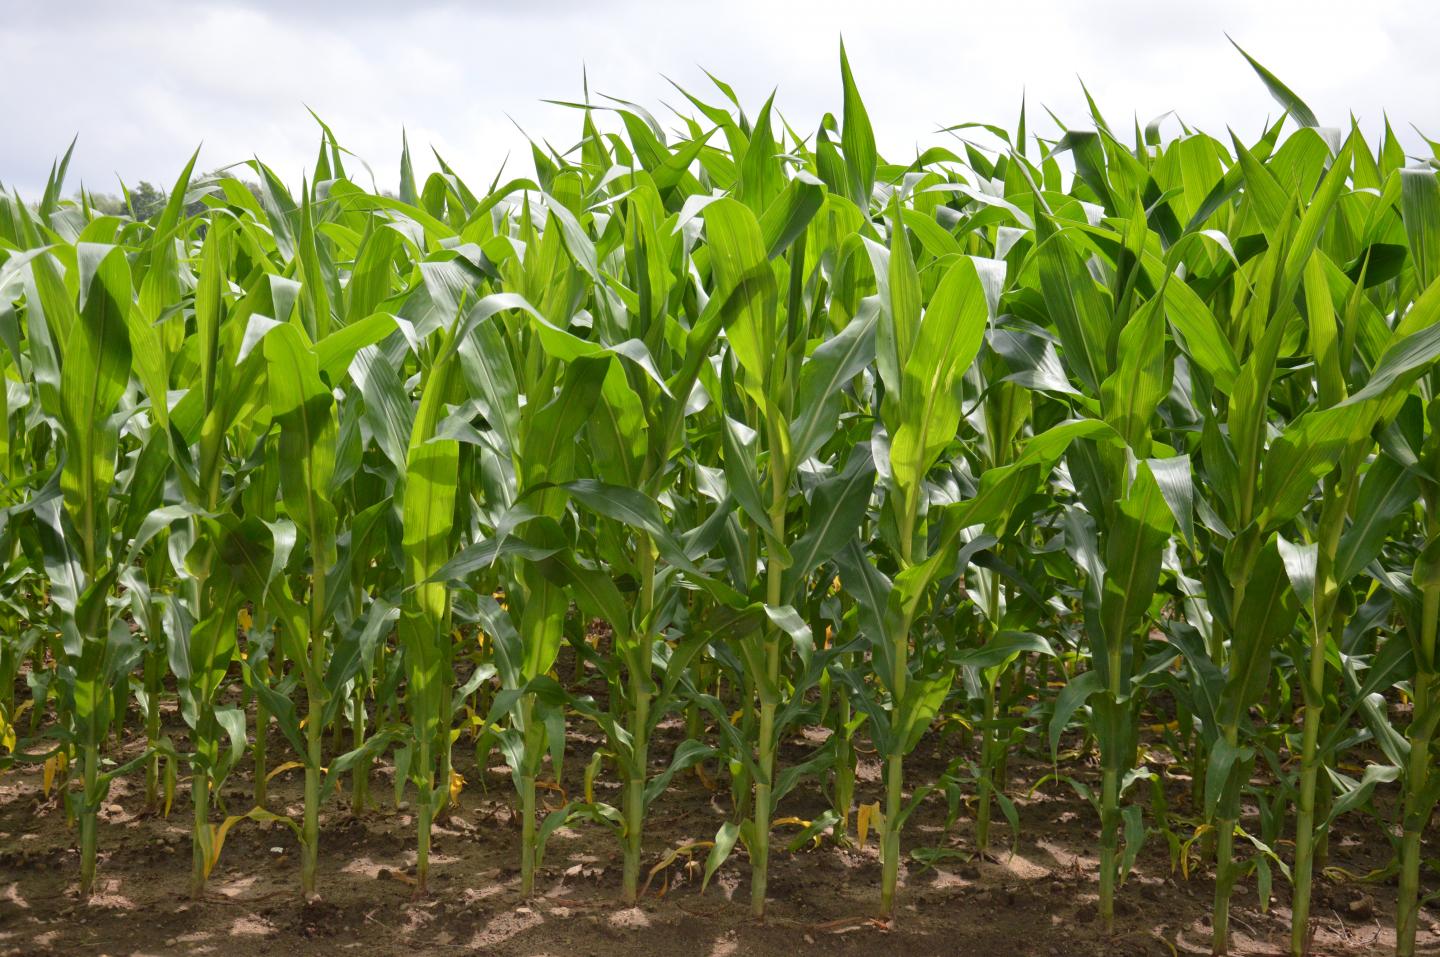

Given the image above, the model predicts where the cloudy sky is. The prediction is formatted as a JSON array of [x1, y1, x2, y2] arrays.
[[4, 0, 1436, 198]]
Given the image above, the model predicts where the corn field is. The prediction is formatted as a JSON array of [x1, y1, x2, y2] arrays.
[[2, 43, 1440, 957]]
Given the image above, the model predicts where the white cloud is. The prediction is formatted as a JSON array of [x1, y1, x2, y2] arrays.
[[3, 0, 1436, 197]]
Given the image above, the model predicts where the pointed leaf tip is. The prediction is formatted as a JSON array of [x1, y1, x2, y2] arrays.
[[1230, 37, 1319, 128]]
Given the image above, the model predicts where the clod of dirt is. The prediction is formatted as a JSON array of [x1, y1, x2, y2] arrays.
[[1347, 893, 1375, 920]]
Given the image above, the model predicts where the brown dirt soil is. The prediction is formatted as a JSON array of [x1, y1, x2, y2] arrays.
[[1, 694, 1436, 957]]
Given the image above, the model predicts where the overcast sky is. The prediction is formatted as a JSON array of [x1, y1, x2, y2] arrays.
[[4, 0, 1437, 198]]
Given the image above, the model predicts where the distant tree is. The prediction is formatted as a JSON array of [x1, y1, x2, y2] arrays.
[[126, 181, 166, 219], [85, 192, 127, 217], [76, 170, 263, 221]]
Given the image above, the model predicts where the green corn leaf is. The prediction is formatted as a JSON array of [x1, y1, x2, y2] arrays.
[[1096, 461, 1173, 690], [1219, 538, 1299, 729], [1229, 39, 1319, 127], [704, 197, 779, 410], [838, 40, 877, 210], [889, 256, 990, 505], [60, 244, 133, 571], [1036, 230, 1111, 395]]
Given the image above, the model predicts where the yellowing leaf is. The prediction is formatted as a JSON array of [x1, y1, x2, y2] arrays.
[[1179, 824, 1212, 880], [856, 801, 880, 849], [42, 751, 68, 798], [206, 807, 302, 878], [265, 760, 306, 783], [640, 840, 713, 899], [163, 760, 176, 818]]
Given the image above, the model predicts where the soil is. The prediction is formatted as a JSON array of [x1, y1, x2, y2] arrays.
[[1, 683, 1436, 957]]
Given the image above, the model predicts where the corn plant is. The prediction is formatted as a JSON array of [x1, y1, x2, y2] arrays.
[[30, 237, 153, 896], [397, 320, 461, 893]]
